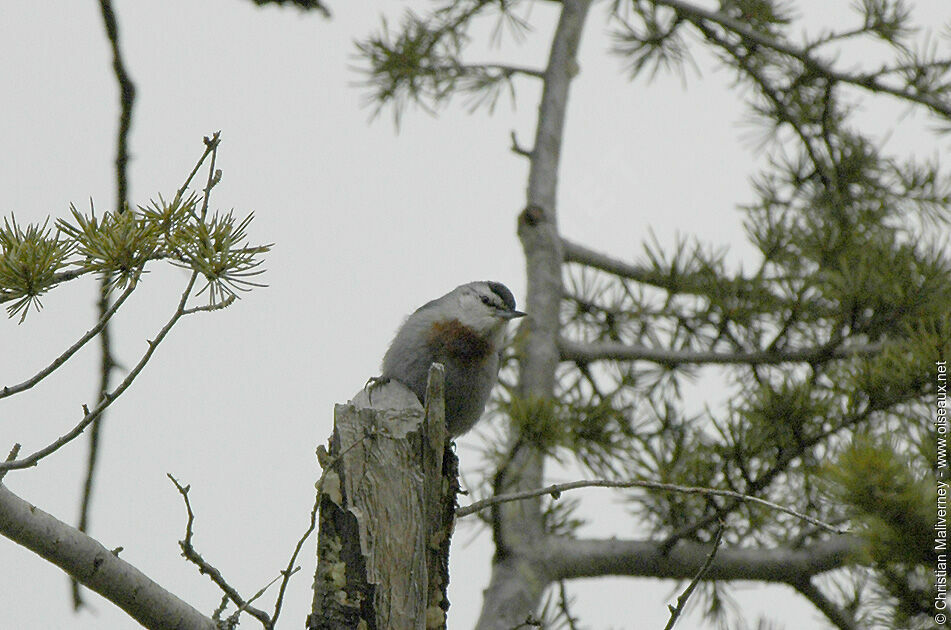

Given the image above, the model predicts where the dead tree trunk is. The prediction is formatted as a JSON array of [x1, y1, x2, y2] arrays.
[[309, 364, 458, 630]]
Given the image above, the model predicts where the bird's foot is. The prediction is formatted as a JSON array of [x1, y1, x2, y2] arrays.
[[364, 375, 391, 404]]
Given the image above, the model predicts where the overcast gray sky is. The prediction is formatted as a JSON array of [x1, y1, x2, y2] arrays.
[[2, 1, 949, 628]]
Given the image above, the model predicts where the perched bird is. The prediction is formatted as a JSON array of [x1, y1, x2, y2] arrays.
[[380, 281, 525, 437]]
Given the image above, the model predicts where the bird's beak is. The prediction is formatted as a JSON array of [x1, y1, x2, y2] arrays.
[[502, 309, 527, 320]]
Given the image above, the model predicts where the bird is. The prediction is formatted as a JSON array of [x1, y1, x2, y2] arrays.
[[379, 281, 525, 437]]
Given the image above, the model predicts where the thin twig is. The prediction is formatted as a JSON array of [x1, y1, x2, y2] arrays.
[[0, 444, 21, 483], [244, 572, 292, 613], [656, 0, 951, 117], [510, 130, 533, 157], [271, 488, 321, 626], [663, 521, 724, 630], [556, 581, 580, 630], [457, 62, 546, 79], [76, 2, 136, 608], [198, 138, 221, 221], [271, 435, 375, 625], [0, 270, 199, 472], [74, 277, 122, 610], [0, 482, 216, 628], [181, 294, 236, 315], [692, 19, 839, 192], [98, 0, 136, 213], [177, 132, 221, 202], [3, 137, 236, 474], [661, 400, 882, 551], [213, 594, 230, 624], [456, 479, 847, 534], [0, 277, 138, 401], [167, 474, 273, 628]]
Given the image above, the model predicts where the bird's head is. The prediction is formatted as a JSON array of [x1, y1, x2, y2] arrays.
[[449, 281, 526, 337]]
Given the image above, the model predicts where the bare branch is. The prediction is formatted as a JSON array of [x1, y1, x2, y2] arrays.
[[0, 483, 215, 630], [167, 474, 272, 627], [74, 280, 120, 610], [476, 62, 545, 79], [546, 535, 862, 584], [97, 0, 136, 213], [477, 2, 590, 627], [0, 270, 199, 472], [272, 492, 319, 626], [457, 478, 846, 534], [559, 337, 882, 366], [76, 3, 136, 607], [272, 436, 372, 626], [663, 521, 723, 630], [434, 62, 546, 80], [0, 276, 137, 401], [556, 580, 580, 630], [181, 294, 236, 315], [510, 130, 533, 158], [0, 444, 20, 483], [177, 132, 221, 202], [198, 137, 221, 222], [563, 237, 673, 284]]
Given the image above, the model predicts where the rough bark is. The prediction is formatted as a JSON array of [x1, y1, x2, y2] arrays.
[[309, 365, 458, 630], [476, 2, 594, 629]]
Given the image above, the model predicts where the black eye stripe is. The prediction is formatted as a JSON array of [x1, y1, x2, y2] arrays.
[[485, 281, 518, 311]]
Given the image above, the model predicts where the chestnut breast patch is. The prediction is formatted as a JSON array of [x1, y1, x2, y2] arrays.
[[427, 319, 493, 364]]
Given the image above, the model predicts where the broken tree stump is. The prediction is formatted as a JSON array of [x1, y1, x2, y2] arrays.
[[309, 364, 459, 630]]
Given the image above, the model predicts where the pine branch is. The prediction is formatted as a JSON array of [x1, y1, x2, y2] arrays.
[[546, 534, 860, 584], [793, 579, 861, 630], [457, 478, 847, 534], [656, 0, 951, 117], [559, 337, 882, 366]]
